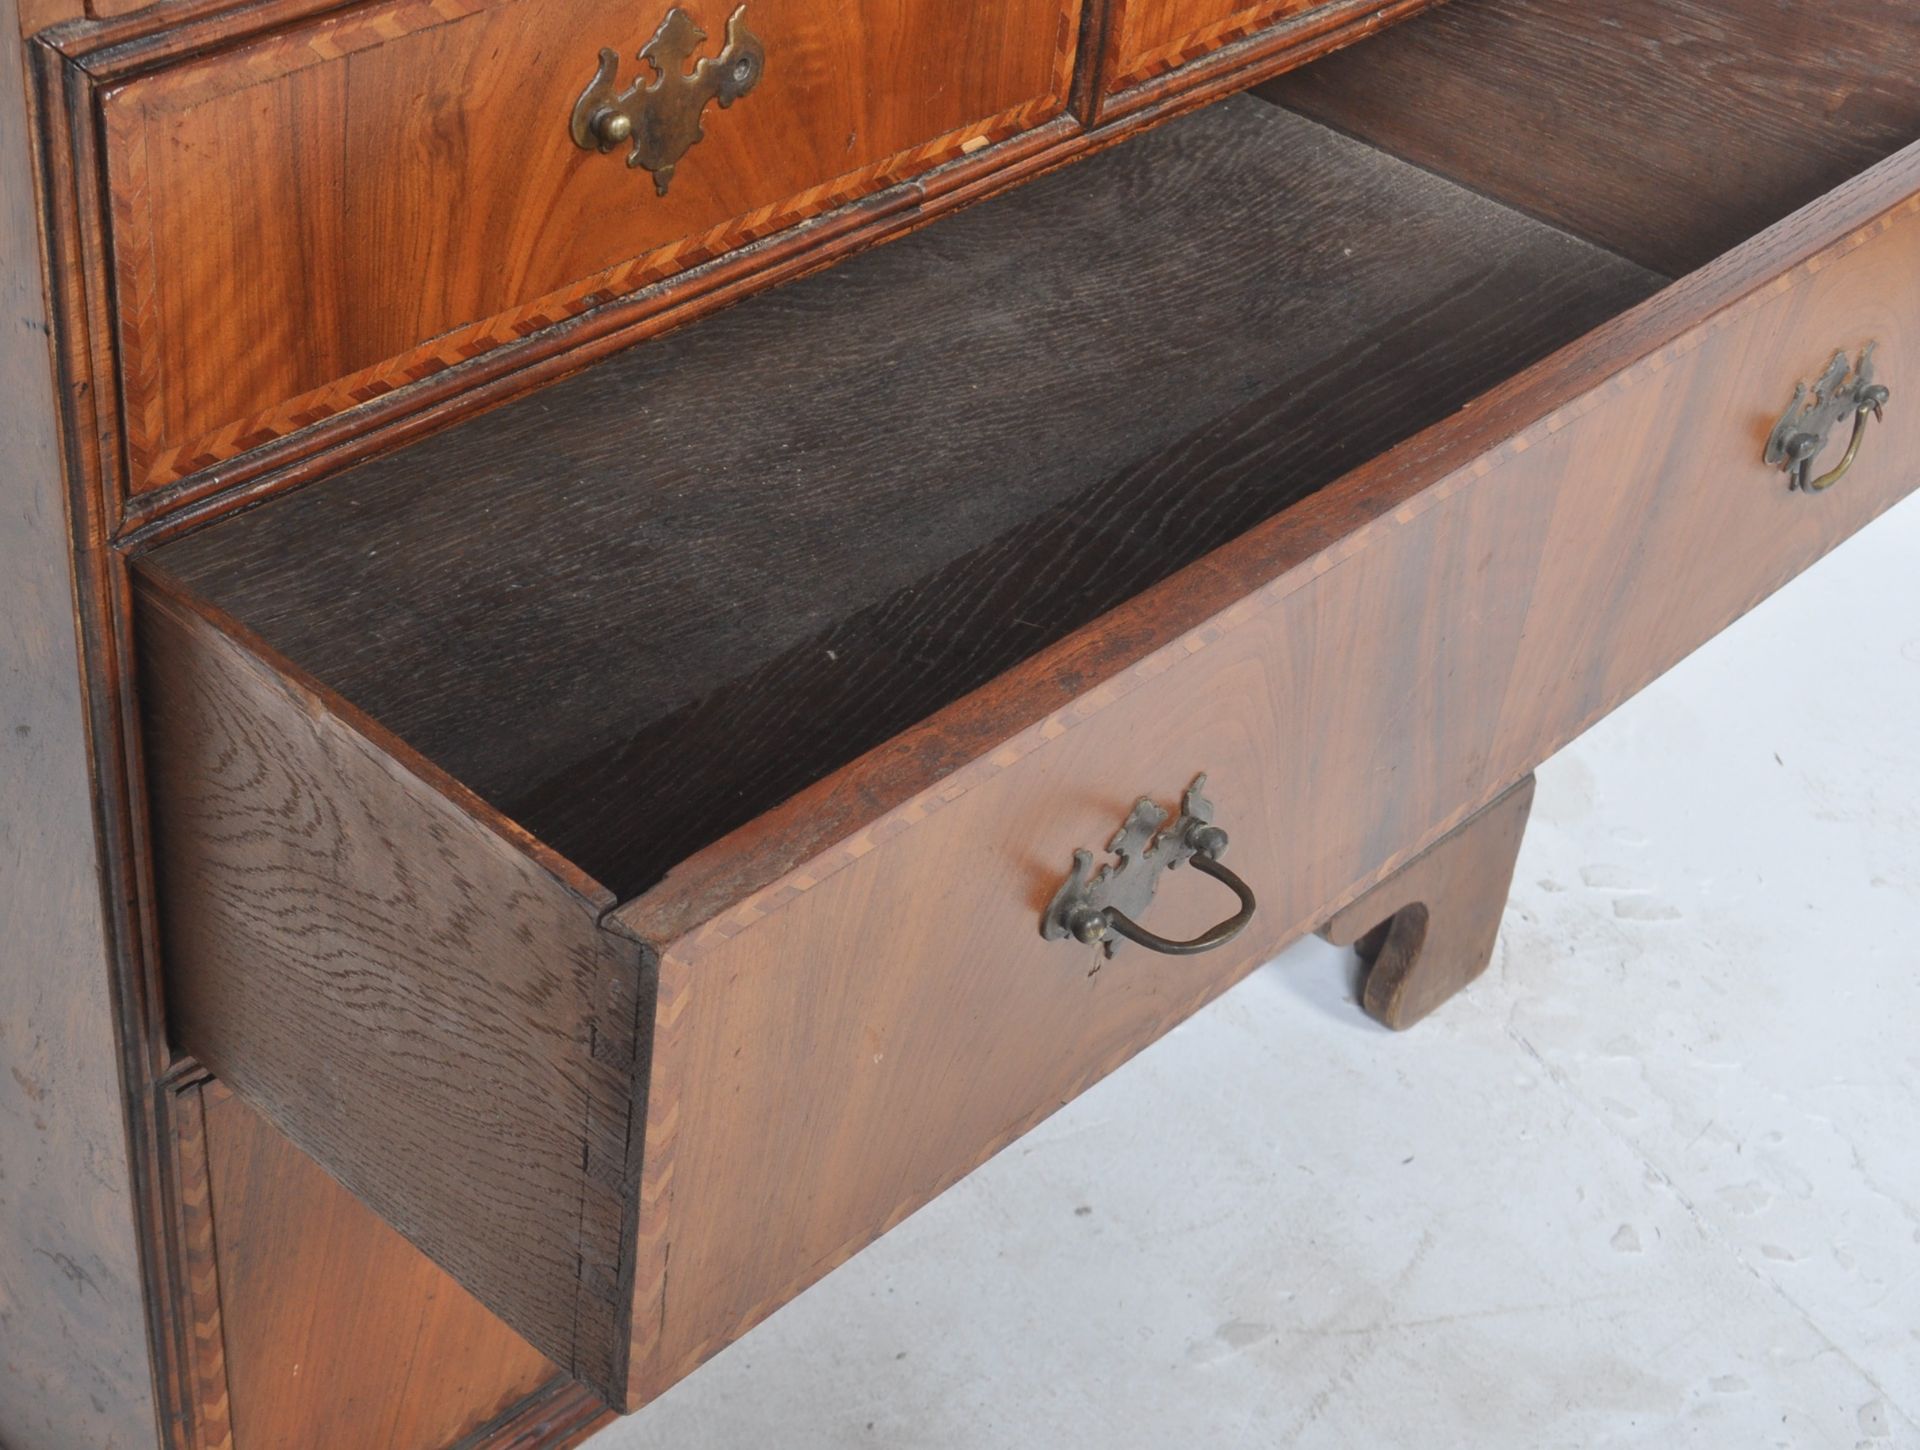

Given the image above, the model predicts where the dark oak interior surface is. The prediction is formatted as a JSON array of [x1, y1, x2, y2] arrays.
[[1261, 0, 1920, 278], [148, 98, 1661, 900]]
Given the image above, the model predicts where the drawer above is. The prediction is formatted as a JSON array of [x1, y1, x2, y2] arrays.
[[98, 0, 1082, 495], [135, 0, 1920, 1415]]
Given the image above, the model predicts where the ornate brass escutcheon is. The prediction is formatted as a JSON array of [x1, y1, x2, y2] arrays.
[[1042, 775, 1257, 962], [569, 5, 766, 196], [1765, 345, 1891, 493]]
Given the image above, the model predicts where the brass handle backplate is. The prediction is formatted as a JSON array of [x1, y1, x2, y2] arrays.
[[1766, 345, 1891, 493], [570, 5, 766, 196], [1042, 774, 1257, 961]]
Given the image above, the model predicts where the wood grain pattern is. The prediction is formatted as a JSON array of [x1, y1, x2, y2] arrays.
[[1092, 0, 1449, 119], [1103, 0, 1323, 92], [1260, 0, 1920, 278], [98, 0, 1082, 492], [1322, 773, 1536, 1030], [152, 100, 1660, 901], [135, 575, 647, 1401], [0, 7, 159, 1446], [614, 148, 1920, 1397], [198, 1081, 560, 1449]]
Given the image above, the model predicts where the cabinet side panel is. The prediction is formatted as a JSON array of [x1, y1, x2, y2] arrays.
[[0, 22, 159, 1450]]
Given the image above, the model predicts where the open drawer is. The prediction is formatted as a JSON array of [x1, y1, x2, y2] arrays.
[[135, 0, 1920, 1411]]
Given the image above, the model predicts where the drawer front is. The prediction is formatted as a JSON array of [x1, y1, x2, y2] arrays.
[[101, 0, 1081, 493], [623, 670, 1309, 1405], [612, 157, 1920, 1405]]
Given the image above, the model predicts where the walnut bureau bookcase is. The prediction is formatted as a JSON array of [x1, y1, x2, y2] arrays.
[[3, 0, 1917, 1444]]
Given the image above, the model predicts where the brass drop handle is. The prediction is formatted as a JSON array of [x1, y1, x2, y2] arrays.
[[1042, 776, 1258, 961], [1767, 346, 1891, 493], [570, 5, 766, 197], [1074, 833, 1257, 957]]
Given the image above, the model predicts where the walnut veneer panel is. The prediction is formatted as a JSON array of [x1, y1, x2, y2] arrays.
[[1103, 0, 1323, 90], [1095, 0, 1449, 103], [99, 0, 1082, 492], [200, 1083, 560, 1450]]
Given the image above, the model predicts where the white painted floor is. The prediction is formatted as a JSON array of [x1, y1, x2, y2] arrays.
[[593, 492, 1920, 1450]]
